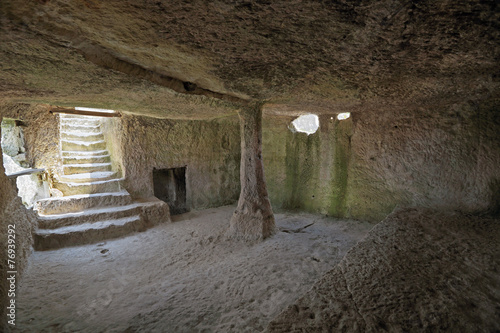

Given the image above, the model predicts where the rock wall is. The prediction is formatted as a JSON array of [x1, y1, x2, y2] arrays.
[[0, 102, 60, 172], [263, 99, 500, 222], [0, 109, 39, 331], [263, 114, 352, 217], [103, 114, 241, 210], [347, 99, 500, 221]]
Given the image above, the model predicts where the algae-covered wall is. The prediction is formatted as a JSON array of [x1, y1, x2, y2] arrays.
[[104, 114, 241, 210], [263, 99, 500, 222], [263, 114, 352, 217]]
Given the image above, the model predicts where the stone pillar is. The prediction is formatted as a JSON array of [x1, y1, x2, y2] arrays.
[[228, 103, 276, 241]]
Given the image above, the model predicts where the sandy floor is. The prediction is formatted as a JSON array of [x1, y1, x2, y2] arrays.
[[13, 205, 372, 333], [269, 208, 500, 332]]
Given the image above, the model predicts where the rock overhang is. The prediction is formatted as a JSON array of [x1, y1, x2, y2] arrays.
[[0, 0, 498, 119]]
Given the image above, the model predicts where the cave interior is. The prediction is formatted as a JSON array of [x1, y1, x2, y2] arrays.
[[0, 0, 499, 332]]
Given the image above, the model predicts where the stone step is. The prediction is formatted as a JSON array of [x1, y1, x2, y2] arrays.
[[61, 131, 104, 142], [59, 171, 116, 183], [60, 115, 102, 126], [35, 191, 133, 215], [54, 178, 122, 196], [61, 139, 107, 151], [60, 123, 101, 133], [63, 162, 112, 175], [135, 197, 171, 227], [63, 154, 111, 165], [60, 118, 101, 127], [60, 114, 101, 120], [62, 150, 109, 157], [38, 203, 142, 229], [34, 215, 144, 251]]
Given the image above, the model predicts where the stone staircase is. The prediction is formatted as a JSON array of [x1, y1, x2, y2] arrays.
[[33, 113, 169, 250]]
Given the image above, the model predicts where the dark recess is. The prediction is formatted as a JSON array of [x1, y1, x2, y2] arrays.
[[183, 81, 197, 92], [153, 167, 188, 215]]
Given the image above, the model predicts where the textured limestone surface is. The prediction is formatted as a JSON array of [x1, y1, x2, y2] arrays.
[[0, 6, 238, 119], [33, 195, 170, 251], [263, 98, 500, 222], [35, 191, 132, 215], [103, 113, 241, 210], [346, 99, 500, 221], [268, 208, 500, 332], [1, 105, 49, 330], [0, 117, 38, 332], [229, 105, 276, 241], [0, 103, 60, 172], [12, 205, 372, 333], [137, 197, 171, 228], [0, 1, 499, 330], [263, 114, 352, 218], [1, 118, 25, 157], [1, 103, 62, 206], [1, 0, 498, 112]]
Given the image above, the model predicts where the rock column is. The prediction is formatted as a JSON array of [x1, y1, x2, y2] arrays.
[[228, 103, 276, 241]]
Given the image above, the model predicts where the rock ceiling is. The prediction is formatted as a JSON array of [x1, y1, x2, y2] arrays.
[[0, 0, 498, 119]]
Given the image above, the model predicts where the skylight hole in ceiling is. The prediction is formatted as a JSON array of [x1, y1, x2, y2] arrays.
[[290, 114, 319, 135], [337, 112, 351, 120]]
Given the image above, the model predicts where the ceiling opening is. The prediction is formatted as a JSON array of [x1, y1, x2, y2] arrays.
[[337, 112, 351, 120], [290, 114, 319, 135], [75, 107, 116, 113]]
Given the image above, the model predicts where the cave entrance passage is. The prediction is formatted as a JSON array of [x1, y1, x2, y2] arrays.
[[153, 167, 188, 215]]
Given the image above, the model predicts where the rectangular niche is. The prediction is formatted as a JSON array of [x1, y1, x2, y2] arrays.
[[153, 167, 188, 215]]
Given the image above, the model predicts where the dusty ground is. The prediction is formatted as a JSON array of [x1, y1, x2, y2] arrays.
[[12, 205, 372, 333], [268, 208, 500, 332]]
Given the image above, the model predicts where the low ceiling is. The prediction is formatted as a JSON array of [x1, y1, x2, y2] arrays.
[[0, 0, 498, 119]]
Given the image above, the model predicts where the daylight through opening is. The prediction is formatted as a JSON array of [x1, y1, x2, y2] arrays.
[[337, 112, 351, 120], [1, 118, 48, 208], [290, 114, 319, 135]]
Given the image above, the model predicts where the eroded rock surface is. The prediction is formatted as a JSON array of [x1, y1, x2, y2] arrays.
[[103, 114, 241, 209], [1, 1, 498, 114], [0, 117, 37, 332], [229, 104, 276, 241], [268, 208, 500, 332], [0, 1, 499, 331]]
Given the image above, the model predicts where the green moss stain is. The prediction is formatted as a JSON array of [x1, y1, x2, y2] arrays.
[[283, 131, 300, 209], [302, 132, 321, 211], [263, 115, 351, 216], [329, 118, 352, 216], [262, 116, 289, 209], [282, 126, 321, 211]]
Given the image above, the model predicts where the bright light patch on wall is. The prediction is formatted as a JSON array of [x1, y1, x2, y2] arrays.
[[291, 114, 320, 135], [75, 107, 116, 114], [1, 119, 46, 208], [337, 112, 351, 120]]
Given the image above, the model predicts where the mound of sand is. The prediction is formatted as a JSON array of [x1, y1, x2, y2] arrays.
[[268, 208, 500, 332]]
